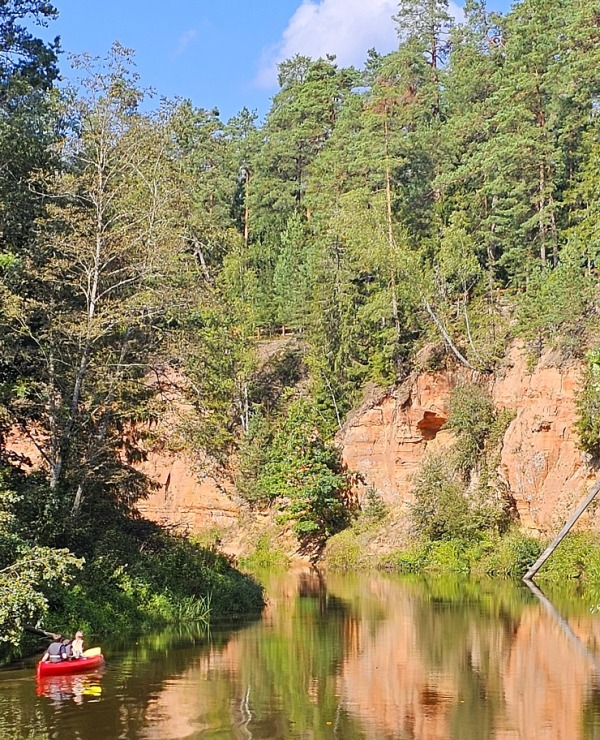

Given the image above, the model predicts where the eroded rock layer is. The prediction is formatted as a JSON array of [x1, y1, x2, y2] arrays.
[[340, 344, 593, 533]]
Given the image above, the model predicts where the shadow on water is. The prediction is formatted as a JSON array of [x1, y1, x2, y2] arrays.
[[4, 571, 600, 738]]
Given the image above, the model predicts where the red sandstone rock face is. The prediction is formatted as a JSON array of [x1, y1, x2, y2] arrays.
[[135, 451, 239, 533], [340, 370, 465, 511], [494, 345, 594, 532], [5, 345, 595, 537], [127, 368, 241, 533], [340, 345, 595, 533]]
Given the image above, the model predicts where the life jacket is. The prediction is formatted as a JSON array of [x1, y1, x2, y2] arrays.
[[47, 641, 65, 662]]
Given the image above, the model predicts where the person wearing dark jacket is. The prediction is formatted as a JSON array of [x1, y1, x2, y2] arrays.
[[41, 636, 67, 663]]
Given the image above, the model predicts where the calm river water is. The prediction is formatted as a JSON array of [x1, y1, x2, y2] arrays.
[[3, 570, 600, 739]]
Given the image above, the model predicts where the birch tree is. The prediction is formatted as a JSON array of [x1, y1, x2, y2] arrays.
[[10, 46, 200, 519]]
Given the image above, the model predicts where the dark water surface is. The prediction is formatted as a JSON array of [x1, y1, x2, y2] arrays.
[[3, 570, 600, 739]]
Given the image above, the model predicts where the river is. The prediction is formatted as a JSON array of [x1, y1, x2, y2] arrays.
[[2, 570, 600, 739]]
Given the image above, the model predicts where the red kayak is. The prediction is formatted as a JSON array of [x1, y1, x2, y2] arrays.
[[36, 654, 105, 678]]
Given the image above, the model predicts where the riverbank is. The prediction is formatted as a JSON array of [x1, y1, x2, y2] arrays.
[[231, 511, 600, 587], [1, 520, 264, 667], [323, 522, 600, 585]]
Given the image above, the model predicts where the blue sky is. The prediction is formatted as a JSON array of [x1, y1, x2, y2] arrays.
[[40, 0, 512, 124]]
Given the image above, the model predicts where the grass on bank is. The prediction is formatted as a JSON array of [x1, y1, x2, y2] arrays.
[[48, 529, 265, 639], [238, 533, 290, 572], [325, 526, 600, 585], [1, 520, 265, 666]]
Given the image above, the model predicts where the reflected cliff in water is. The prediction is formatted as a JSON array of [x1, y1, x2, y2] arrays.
[[3, 571, 600, 738]]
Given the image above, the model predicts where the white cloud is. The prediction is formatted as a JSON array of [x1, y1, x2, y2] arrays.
[[255, 0, 462, 89], [172, 29, 198, 60]]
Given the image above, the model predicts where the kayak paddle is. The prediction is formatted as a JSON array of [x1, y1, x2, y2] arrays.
[[82, 647, 102, 658]]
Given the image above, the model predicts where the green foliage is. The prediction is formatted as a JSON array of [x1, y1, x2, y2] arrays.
[[378, 530, 541, 578], [380, 540, 471, 575], [0, 1, 59, 92], [473, 530, 542, 578], [191, 527, 225, 552], [446, 383, 496, 474], [424, 540, 470, 574], [236, 342, 308, 502], [238, 534, 290, 572], [0, 473, 81, 645], [378, 543, 429, 573], [407, 381, 515, 567], [447, 383, 495, 444], [535, 532, 600, 582], [515, 252, 594, 352], [0, 0, 268, 666], [179, 302, 256, 462], [266, 397, 357, 557], [378, 539, 470, 574], [411, 456, 473, 541], [412, 452, 511, 544], [576, 350, 600, 457], [272, 213, 310, 330], [0, 545, 82, 645], [360, 488, 388, 525], [44, 524, 264, 642], [323, 529, 368, 571], [236, 411, 273, 502]]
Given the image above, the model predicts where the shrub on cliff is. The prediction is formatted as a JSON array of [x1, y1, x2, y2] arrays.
[[446, 383, 509, 478], [249, 396, 357, 559], [473, 530, 542, 577], [410, 381, 513, 546], [576, 350, 600, 457], [411, 449, 512, 543], [411, 456, 472, 541]]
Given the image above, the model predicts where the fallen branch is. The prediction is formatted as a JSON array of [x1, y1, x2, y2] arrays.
[[23, 625, 60, 640], [422, 297, 477, 371]]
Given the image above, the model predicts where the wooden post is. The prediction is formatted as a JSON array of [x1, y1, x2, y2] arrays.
[[523, 480, 600, 582]]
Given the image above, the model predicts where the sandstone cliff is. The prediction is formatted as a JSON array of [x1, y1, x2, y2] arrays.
[[12, 343, 590, 540], [340, 343, 595, 534]]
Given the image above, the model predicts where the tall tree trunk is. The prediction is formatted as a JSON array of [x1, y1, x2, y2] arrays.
[[538, 161, 547, 267], [53, 151, 107, 497], [383, 113, 401, 342], [71, 327, 133, 516], [243, 168, 250, 249]]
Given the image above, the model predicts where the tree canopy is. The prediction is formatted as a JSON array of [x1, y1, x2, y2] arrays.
[[1, 0, 600, 648]]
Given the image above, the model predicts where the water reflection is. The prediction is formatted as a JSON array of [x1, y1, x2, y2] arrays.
[[36, 672, 104, 704], [3, 572, 600, 738]]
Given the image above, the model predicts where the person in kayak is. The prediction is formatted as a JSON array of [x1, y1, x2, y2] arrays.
[[41, 635, 67, 663], [71, 631, 85, 659], [62, 637, 73, 660]]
